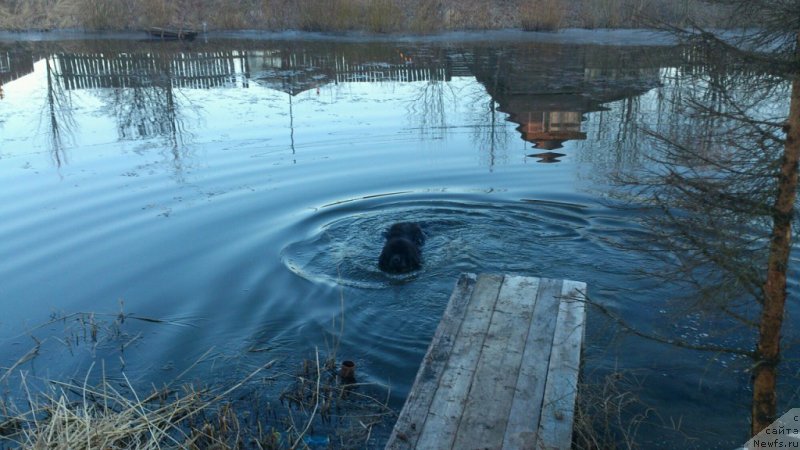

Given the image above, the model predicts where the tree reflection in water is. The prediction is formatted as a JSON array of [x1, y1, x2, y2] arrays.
[[45, 45, 250, 178]]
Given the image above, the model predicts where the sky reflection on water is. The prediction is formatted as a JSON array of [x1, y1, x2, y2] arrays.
[[0, 36, 786, 448]]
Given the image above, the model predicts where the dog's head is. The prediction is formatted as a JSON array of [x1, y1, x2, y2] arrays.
[[384, 222, 425, 246], [378, 237, 422, 274]]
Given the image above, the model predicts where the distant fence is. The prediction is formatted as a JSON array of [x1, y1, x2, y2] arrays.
[[1, 51, 35, 85], [54, 51, 250, 90], [334, 65, 450, 83], [51, 49, 454, 93], [0, 52, 9, 73]]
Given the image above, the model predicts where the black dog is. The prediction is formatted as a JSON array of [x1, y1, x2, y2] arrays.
[[378, 222, 425, 274]]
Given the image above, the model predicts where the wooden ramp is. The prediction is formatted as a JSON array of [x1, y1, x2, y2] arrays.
[[386, 273, 587, 450]]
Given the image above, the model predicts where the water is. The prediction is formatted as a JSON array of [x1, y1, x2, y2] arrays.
[[0, 33, 791, 448]]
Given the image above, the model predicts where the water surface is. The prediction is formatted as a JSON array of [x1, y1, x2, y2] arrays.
[[0, 33, 790, 448]]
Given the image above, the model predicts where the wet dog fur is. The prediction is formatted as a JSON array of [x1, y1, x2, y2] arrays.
[[378, 222, 425, 274]]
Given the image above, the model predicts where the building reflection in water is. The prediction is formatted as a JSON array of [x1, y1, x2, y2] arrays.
[[3, 40, 678, 170], [467, 43, 668, 162], [1, 48, 35, 101]]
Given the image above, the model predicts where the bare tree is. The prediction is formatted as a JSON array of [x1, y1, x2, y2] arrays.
[[699, 2, 800, 433], [627, 2, 800, 435], [752, 34, 800, 436]]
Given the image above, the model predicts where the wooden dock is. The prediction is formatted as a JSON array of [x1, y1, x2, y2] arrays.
[[386, 273, 587, 450]]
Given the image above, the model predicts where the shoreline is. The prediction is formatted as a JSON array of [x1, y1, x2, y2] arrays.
[[0, 28, 679, 46]]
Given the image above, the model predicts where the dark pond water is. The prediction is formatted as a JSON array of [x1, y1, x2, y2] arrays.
[[0, 31, 795, 448]]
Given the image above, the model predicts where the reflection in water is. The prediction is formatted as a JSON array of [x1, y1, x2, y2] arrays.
[[0, 37, 743, 448], [43, 55, 74, 167], [467, 44, 664, 159], [0, 47, 34, 85], [614, 47, 787, 315], [600, 46, 799, 446], [47, 49, 250, 177], [6, 40, 680, 172], [409, 79, 458, 141], [527, 151, 566, 163]]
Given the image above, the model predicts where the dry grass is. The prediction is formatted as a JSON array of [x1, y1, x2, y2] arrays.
[[0, 0, 62, 30], [0, 354, 392, 448], [278, 351, 393, 447], [295, 0, 360, 32], [2, 362, 277, 449], [0, 345, 391, 449], [574, 0, 726, 29], [407, 0, 442, 33], [572, 371, 649, 449], [274, 286, 394, 447], [520, 0, 566, 32], [137, 0, 178, 29], [364, 0, 403, 33], [291, 0, 402, 33], [577, 0, 631, 29], [0, 294, 391, 449], [0, 0, 738, 32]]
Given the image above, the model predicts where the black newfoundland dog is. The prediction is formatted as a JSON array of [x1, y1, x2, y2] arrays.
[[378, 222, 425, 274]]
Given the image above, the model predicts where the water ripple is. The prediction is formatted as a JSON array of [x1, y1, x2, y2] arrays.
[[281, 193, 603, 289]]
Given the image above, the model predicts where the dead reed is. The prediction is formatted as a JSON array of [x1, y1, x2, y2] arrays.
[[0, 352, 391, 448], [278, 349, 393, 448], [0, 291, 391, 449], [0, 0, 737, 32], [364, 0, 403, 33], [572, 371, 650, 449], [520, 0, 566, 32], [1, 361, 276, 449]]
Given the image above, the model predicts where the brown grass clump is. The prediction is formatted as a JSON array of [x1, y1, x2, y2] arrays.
[[520, 0, 566, 32], [136, 0, 178, 29], [0, 0, 740, 32], [576, 0, 628, 29], [0, 353, 392, 449], [572, 371, 650, 449], [0, 0, 64, 30], [573, 0, 718, 29], [406, 0, 442, 34], [293, 0, 358, 31], [2, 361, 277, 449], [0, 306, 392, 449], [278, 350, 393, 447], [364, 0, 403, 33]]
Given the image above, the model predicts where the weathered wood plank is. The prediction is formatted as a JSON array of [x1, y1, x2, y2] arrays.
[[387, 274, 586, 450], [536, 280, 587, 450], [501, 278, 564, 450], [385, 273, 477, 449], [453, 275, 541, 449], [414, 273, 504, 450]]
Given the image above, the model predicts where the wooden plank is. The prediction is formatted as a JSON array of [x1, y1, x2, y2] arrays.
[[413, 273, 503, 450], [387, 274, 586, 450], [385, 273, 477, 449], [536, 280, 587, 450], [501, 278, 564, 450], [453, 275, 541, 449]]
